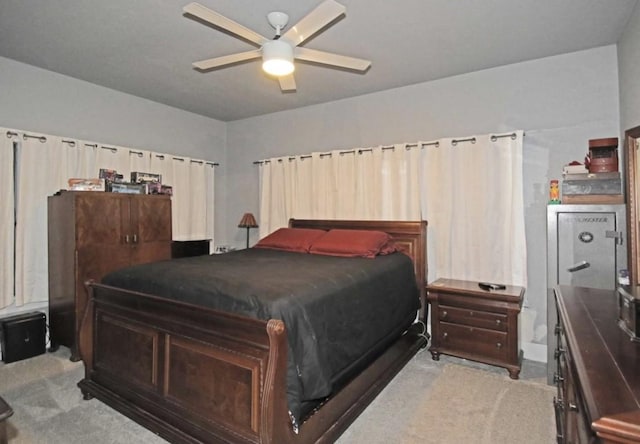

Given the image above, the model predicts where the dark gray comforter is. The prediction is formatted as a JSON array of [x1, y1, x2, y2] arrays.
[[101, 248, 420, 421]]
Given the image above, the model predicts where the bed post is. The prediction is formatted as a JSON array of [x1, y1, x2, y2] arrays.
[[260, 319, 291, 443], [79, 280, 95, 399]]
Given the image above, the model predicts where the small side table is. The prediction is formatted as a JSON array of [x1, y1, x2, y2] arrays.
[[427, 278, 524, 379], [0, 396, 13, 444]]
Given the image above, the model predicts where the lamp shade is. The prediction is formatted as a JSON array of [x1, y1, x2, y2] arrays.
[[238, 213, 258, 228], [262, 40, 294, 76]]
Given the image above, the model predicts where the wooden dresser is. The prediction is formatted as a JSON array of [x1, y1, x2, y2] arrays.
[[427, 278, 524, 379], [553, 285, 640, 443], [48, 191, 172, 360]]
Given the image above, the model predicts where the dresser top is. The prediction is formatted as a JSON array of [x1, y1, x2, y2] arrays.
[[556, 285, 640, 418]]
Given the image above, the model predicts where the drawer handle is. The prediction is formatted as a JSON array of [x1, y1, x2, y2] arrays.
[[442, 332, 448, 340], [496, 342, 502, 349], [553, 372, 564, 384], [568, 402, 578, 412], [442, 310, 448, 318], [495, 319, 502, 326], [554, 348, 565, 359], [469, 311, 474, 316]]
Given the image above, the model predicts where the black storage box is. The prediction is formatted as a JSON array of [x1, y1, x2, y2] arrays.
[[0, 311, 46, 363], [171, 240, 211, 258]]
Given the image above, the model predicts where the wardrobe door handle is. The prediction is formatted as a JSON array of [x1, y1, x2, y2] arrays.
[[133, 234, 138, 244], [124, 235, 130, 244]]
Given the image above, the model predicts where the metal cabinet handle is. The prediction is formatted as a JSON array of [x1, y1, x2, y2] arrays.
[[567, 260, 590, 272], [442, 332, 448, 340], [496, 319, 502, 326], [568, 403, 578, 412], [496, 342, 502, 349], [442, 310, 448, 318], [124, 235, 130, 244], [133, 234, 138, 244]]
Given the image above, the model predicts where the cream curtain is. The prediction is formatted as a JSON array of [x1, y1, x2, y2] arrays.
[[422, 132, 526, 286], [0, 130, 16, 309], [94, 145, 151, 180], [15, 134, 84, 305], [150, 153, 214, 241], [258, 144, 421, 236], [258, 131, 526, 286], [4, 127, 217, 308]]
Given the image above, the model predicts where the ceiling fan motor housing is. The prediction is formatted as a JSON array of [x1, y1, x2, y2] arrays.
[[262, 40, 294, 76]]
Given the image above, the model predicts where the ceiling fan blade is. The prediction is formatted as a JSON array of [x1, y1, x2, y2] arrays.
[[282, 0, 346, 47], [295, 47, 371, 72], [278, 74, 297, 92], [193, 50, 261, 70], [183, 2, 268, 46]]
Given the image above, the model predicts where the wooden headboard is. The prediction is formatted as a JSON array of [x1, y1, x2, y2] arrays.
[[289, 219, 428, 304]]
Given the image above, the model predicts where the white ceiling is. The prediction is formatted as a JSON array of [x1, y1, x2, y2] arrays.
[[0, 0, 636, 122]]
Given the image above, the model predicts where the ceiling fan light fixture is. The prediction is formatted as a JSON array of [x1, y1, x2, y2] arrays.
[[262, 40, 294, 76]]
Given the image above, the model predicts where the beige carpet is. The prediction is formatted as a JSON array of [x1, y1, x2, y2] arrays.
[[407, 364, 555, 443], [1, 349, 555, 443], [338, 356, 555, 444]]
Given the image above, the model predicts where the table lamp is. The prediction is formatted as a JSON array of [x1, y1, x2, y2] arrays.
[[238, 213, 258, 248]]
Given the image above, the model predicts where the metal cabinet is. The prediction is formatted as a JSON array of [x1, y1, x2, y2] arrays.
[[546, 204, 626, 383]]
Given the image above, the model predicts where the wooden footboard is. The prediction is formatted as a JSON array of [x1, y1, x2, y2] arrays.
[[79, 281, 292, 443], [78, 282, 426, 444]]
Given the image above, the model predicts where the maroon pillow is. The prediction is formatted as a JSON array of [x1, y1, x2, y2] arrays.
[[309, 229, 398, 258], [254, 228, 327, 253]]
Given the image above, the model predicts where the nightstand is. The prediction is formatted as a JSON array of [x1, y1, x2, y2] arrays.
[[427, 278, 524, 379]]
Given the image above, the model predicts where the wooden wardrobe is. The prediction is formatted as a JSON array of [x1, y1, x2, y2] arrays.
[[48, 191, 172, 360]]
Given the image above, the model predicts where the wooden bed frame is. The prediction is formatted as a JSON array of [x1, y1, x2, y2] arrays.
[[77, 219, 428, 444]]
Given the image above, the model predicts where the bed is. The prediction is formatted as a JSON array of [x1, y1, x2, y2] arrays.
[[77, 219, 428, 444]]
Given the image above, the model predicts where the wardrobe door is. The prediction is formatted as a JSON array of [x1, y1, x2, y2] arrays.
[[129, 195, 172, 265], [74, 193, 131, 359]]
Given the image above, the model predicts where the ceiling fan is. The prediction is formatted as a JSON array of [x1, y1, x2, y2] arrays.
[[183, 0, 371, 92]]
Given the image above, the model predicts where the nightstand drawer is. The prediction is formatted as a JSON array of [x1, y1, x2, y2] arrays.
[[439, 305, 507, 332], [439, 322, 509, 362]]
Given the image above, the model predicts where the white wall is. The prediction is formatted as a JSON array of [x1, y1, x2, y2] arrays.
[[226, 45, 621, 362], [619, 1, 640, 131]]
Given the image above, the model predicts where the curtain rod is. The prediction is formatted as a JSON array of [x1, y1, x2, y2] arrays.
[[253, 133, 525, 165], [6, 130, 220, 166], [253, 141, 442, 164]]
